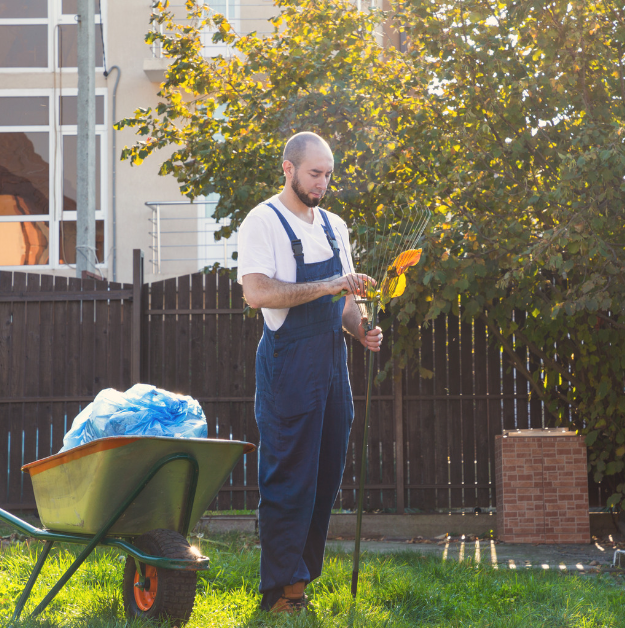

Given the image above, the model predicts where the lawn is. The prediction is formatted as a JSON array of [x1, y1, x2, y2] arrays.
[[1, 531, 624, 628]]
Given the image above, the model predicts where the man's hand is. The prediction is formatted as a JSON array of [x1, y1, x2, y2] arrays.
[[326, 273, 375, 299], [357, 318, 383, 352], [242, 273, 375, 310]]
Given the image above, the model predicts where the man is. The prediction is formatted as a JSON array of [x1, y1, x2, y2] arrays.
[[238, 132, 383, 613]]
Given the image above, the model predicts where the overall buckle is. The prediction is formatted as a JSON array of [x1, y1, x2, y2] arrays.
[[291, 239, 304, 257]]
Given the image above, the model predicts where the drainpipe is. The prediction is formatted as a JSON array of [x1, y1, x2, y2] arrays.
[[105, 65, 121, 282]]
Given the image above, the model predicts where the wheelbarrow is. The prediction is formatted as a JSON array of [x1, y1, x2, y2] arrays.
[[0, 435, 255, 624]]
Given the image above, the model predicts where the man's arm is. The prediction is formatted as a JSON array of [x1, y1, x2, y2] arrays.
[[242, 272, 372, 310], [342, 294, 383, 352]]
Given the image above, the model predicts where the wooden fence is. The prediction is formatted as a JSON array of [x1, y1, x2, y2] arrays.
[[0, 250, 610, 512]]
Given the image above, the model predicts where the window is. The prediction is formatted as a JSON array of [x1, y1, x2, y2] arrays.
[[0, 91, 107, 268], [200, 0, 240, 58], [0, 0, 104, 71], [0, 2, 107, 268]]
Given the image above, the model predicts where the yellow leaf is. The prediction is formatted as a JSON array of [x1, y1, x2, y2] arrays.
[[381, 273, 406, 299], [389, 249, 422, 275]]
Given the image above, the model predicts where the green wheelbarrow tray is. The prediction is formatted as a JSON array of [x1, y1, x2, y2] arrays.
[[23, 435, 255, 536], [0, 435, 256, 623]]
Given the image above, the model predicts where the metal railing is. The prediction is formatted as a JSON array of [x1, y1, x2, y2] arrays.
[[148, 0, 388, 59], [149, 1, 279, 59], [146, 200, 238, 274]]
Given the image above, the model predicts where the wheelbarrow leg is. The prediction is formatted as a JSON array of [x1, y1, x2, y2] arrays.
[[11, 540, 54, 622], [29, 533, 109, 618]]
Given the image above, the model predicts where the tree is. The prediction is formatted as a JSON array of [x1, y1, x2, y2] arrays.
[[118, 0, 625, 503]]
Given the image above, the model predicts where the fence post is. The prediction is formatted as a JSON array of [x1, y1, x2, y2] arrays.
[[394, 361, 405, 514], [131, 249, 144, 384]]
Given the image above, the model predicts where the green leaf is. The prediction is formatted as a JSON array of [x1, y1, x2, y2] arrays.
[[585, 431, 599, 446]]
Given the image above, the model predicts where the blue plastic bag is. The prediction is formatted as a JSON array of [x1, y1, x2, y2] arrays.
[[60, 384, 208, 452]]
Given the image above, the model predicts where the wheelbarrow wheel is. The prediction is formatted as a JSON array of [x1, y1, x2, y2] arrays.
[[123, 529, 197, 625]]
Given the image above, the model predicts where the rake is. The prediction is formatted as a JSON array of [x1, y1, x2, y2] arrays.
[[335, 204, 431, 598]]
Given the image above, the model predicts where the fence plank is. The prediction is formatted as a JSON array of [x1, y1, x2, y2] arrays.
[[22, 403, 37, 502], [461, 314, 477, 509], [24, 274, 41, 400], [345, 337, 365, 511], [529, 351, 543, 429], [487, 326, 502, 508], [176, 275, 191, 393], [7, 274, 27, 504], [122, 283, 134, 387], [215, 274, 232, 510], [94, 280, 109, 397], [405, 325, 422, 511], [80, 279, 96, 399], [107, 282, 123, 391], [37, 402, 53, 460], [474, 317, 489, 507], [162, 278, 178, 391], [447, 312, 462, 509], [148, 281, 165, 387], [190, 273, 205, 398], [514, 310, 529, 430], [20, 274, 41, 503], [50, 277, 67, 453], [8, 403, 23, 504], [366, 354, 383, 512], [420, 324, 436, 512], [203, 273, 218, 503], [434, 315, 448, 510], [0, 273, 12, 500], [229, 279, 245, 510], [376, 326, 395, 511], [39, 276, 54, 400], [243, 306, 261, 510], [66, 277, 82, 437], [502, 339, 516, 431], [9, 273, 27, 400]]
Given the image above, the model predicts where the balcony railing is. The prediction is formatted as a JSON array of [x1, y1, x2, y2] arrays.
[[146, 200, 237, 275], [149, 1, 279, 60]]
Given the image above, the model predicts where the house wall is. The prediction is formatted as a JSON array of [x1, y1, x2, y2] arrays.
[[0, 0, 398, 284]]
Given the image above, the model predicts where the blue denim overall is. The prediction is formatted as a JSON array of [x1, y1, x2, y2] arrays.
[[255, 202, 354, 605]]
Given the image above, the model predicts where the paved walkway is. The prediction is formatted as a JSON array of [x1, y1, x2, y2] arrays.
[[326, 537, 623, 572]]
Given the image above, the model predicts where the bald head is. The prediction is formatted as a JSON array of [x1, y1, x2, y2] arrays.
[[283, 132, 332, 168]]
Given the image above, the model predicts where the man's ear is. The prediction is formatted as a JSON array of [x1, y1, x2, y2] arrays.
[[282, 160, 295, 181]]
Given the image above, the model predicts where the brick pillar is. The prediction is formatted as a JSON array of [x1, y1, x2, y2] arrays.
[[495, 429, 589, 544]]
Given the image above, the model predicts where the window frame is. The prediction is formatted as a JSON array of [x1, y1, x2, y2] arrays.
[[0, 0, 106, 74], [0, 87, 108, 270]]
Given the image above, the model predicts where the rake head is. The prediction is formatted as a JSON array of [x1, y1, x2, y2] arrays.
[[338, 205, 431, 324]]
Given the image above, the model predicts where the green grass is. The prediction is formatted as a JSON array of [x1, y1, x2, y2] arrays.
[[1, 532, 624, 627]]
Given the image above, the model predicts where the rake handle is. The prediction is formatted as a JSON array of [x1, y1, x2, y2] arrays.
[[351, 304, 378, 598]]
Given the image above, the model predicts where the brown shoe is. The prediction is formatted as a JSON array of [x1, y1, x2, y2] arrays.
[[270, 581, 308, 613]]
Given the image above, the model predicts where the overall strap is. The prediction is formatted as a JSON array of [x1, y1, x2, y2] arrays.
[[318, 209, 341, 257], [265, 202, 305, 263]]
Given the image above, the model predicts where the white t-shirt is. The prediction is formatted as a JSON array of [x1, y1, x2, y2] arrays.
[[237, 196, 353, 331]]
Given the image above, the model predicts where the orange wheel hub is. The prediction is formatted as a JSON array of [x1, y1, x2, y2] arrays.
[[134, 565, 158, 611]]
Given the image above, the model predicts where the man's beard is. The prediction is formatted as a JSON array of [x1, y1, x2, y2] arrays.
[[292, 170, 323, 207]]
